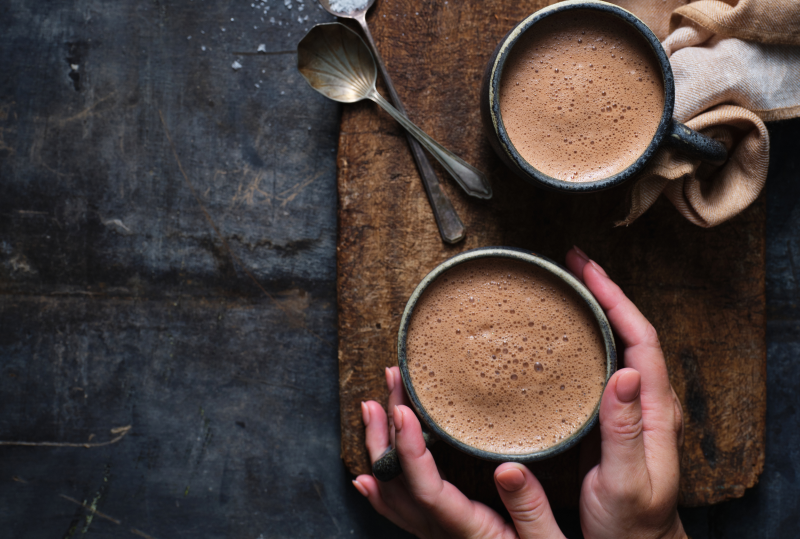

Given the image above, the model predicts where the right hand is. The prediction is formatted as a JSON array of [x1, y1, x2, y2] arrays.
[[567, 247, 687, 539]]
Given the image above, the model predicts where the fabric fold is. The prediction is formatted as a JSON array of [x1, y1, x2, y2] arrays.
[[612, 0, 800, 227]]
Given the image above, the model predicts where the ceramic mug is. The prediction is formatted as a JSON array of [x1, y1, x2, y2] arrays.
[[372, 247, 617, 481], [480, 0, 728, 193]]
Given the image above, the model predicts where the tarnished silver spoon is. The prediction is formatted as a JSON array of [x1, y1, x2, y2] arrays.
[[316, 1, 476, 244], [298, 23, 492, 218]]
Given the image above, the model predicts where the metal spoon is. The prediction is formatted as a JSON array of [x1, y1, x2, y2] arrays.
[[297, 23, 492, 228], [315, 2, 477, 244], [298, 22, 492, 201]]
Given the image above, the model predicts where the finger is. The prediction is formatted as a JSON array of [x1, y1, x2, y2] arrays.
[[565, 245, 592, 283], [581, 260, 674, 407], [597, 369, 650, 501], [386, 367, 411, 447], [393, 405, 483, 534], [353, 475, 408, 529], [393, 405, 444, 500], [362, 399, 415, 514], [362, 400, 391, 464], [494, 463, 566, 539], [387, 367, 411, 409]]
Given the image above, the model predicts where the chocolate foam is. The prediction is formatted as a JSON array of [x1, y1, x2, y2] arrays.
[[406, 258, 607, 454], [499, 10, 665, 182]]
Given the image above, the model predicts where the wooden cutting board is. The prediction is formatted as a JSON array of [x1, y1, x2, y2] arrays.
[[336, 0, 765, 508]]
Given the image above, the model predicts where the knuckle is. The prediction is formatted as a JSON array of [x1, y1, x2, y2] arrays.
[[410, 482, 444, 510], [413, 493, 439, 510], [508, 491, 550, 524], [609, 414, 643, 442], [412, 492, 437, 510], [643, 323, 660, 347]]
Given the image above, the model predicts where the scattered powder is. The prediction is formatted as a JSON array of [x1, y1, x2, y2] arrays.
[[329, 0, 369, 13]]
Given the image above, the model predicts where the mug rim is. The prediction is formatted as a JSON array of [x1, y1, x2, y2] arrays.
[[397, 247, 618, 463], [486, 0, 676, 193]]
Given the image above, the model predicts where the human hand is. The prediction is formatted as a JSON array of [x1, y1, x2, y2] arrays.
[[354, 366, 568, 539], [566, 246, 686, 539], [353, 247, 686, 539]]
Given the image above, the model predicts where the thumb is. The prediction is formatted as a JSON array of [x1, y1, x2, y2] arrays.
[[495, 463, 566, 539], [598, 368, 650, 497]]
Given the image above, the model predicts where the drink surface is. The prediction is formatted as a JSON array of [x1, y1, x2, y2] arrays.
[[406, 258, 607, 455], [499, 10, 665, 182]]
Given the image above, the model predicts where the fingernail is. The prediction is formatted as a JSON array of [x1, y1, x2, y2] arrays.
[[352, 479, 369, 497], [385, 367, 395, 392], [573, 245, 590, 262], [496, 466, 526, 492], [393, 405, 404, 432], [589, 260, 609, 278], [361, 401, 370, 427], [616, 370, 641, 403]]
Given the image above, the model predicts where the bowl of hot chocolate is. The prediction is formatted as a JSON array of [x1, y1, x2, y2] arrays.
[[371, 247, 616, 480], [480, 0, 727, 193]]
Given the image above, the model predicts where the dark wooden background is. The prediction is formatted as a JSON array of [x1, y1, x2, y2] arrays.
[[0, 1, 798, 537]]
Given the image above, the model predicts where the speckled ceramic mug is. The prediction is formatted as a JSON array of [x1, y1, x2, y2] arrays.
[[372, 247, 617, 481], [480, 0, 727, 193]]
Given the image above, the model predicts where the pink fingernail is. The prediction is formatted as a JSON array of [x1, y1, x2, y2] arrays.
[[589, 260, 609, 278], [352, 479, 369, 497], [615, 370, 641, 403], [496, 467, 526, 492], [573, 245, 590, 262], [361, 401, 370, 427], [385, 367, 395, 392], [393, 406, 404, 432]]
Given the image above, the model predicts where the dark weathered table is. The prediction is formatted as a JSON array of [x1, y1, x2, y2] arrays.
[[0, 1, 798, 537]]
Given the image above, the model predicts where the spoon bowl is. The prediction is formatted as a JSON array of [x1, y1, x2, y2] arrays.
[[297, 22, 375, 103]]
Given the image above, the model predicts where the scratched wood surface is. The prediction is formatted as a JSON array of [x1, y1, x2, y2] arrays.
[[337, 0, 765, 508], [0, 2, 421, 538]]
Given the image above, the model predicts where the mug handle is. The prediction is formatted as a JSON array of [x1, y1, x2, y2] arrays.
[[666, 120, 728, 165], [372, 429, 437, 482]]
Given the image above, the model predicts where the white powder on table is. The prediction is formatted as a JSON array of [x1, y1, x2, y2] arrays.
[[329, 0, 368, 13]]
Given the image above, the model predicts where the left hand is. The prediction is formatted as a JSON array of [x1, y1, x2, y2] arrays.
[[353, 367, 567, 539]]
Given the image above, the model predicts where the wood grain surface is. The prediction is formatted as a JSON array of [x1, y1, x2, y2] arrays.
[[336, 0, 765, 508]]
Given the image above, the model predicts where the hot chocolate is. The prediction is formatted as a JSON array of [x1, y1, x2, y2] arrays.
[[499, 10, 665, 182], [406, 258, 606, 455]]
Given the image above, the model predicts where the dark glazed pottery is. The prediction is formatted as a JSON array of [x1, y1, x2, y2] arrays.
[[480, 0, 728, 193], [372, 247, 617, 481]]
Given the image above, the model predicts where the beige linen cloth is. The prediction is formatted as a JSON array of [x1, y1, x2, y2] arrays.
[[609, 0, 800, 227]]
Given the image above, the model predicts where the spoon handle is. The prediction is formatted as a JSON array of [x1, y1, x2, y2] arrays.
[[369, 91, 493, 200], [354, 17, 466, 243]]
